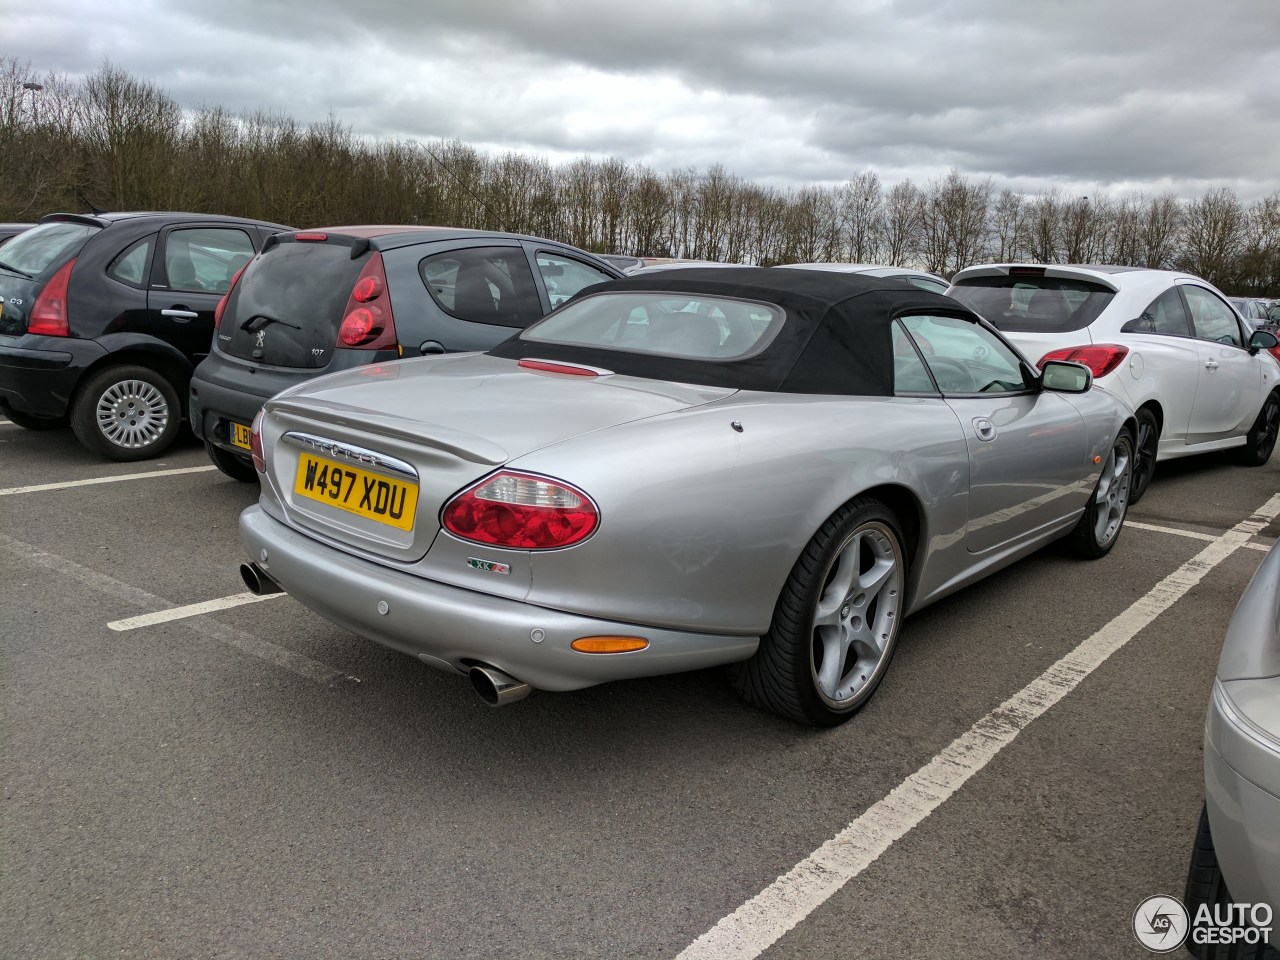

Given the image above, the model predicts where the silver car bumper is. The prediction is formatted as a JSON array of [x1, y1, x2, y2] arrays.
[[1205, 680, 1280, 909], [239, 505, 759, 692]]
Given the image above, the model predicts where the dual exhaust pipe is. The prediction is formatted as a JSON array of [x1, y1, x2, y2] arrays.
[[240, 563, 529, 706], [239, 563, 530, 707]]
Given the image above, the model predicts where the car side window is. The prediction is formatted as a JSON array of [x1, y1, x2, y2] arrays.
[[163, 228, 255, 295], [891, 319, 939, 395], [900, 314, 1032, 395], [904, 276, 949, 295], [1123, 288, 1192, 336], [536, 253, 613, 308], [107, 235, 155, 288], [420, 247, 544, 327], [1183, 286, 1243, 347]]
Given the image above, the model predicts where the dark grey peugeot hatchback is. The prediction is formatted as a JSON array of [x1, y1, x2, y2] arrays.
[[189, 226, 622, 480]]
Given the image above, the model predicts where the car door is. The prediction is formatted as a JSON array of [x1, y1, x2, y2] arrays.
[[899, 313, 1088, 555], [527, 248, 616, 310], [147, 224, 257, 364], [1181, 284, 1262, 441], [1118, 286, 1201, 442]]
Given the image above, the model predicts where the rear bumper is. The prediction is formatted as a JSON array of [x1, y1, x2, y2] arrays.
[[0, 335, 105, 418], [189, 354, 299, 448], [1204, 681, 1280, 909], [239, 504, 758, 692]]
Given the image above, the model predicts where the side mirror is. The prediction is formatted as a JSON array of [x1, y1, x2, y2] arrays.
[[1247, 328, 1279, 355], [1040, 359, 1093, 394]]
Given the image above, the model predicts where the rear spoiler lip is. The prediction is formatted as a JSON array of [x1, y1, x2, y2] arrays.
[[950, 264, 1123, 294]]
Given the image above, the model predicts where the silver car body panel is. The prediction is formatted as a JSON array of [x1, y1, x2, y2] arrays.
[[1204, 538, 1280, 909]]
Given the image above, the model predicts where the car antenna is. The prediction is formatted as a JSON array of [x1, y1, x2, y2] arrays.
[[420, 142, 505, 232], [76, 189, 108, 216]]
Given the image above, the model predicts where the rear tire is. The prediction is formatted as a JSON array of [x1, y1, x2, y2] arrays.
[[205, 441, 258, 483], [729, 498, 906, 726], [1184, 804, 1280, 959], [1066, 430, 1133, 559], [71, 364, 181, 462], [1129, 408, 1160, 504], [1234, 390, 1279, 467], [2, 408, 68, 430]]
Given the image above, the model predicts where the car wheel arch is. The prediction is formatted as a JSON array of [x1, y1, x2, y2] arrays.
[[72, 342, 195, 419]]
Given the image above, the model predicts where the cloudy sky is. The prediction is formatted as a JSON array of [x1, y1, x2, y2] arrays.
[[9, 0, 1280, 199]]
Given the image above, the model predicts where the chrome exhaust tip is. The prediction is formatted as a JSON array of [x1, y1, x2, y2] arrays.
[[240, 562, 284, 596], [469, 664, 531, 707]]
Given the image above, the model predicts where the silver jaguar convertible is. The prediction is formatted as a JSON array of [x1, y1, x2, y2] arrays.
[[239, 268, 1136, 725]]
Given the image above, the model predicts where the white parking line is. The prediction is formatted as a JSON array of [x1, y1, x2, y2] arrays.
[[0, 533, 348, 685], [677, 493, 1280, 960], [107, 591, 287, 631], [0, 465, 216, 496], [1127, 519, 1272, 553]]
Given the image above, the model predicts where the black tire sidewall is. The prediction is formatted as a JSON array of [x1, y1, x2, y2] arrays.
[[781, 501, 907, 725], [72, 365, 181, 462], [205, 441, 259, 483], [1130, 408, 1159, 503]]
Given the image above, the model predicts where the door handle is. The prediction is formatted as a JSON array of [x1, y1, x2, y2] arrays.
[[161, 308, 199, 321], [1204, 360, 1219, 370], [972, 417, 996, 442]]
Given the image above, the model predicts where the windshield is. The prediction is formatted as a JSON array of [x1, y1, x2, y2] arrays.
[[948, 276, 1115, 333], [0, 222, 100, 278], [520, 292, 784, 361]]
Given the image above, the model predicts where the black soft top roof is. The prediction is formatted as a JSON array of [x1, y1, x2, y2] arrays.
[[490, 266, 974, 396]]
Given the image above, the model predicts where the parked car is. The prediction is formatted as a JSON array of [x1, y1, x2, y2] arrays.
[[0, 211, 290, 458], [0, 223, 33, 247], [947, 265, 1280, 502], [237, 267, 1135, 725], [1229, 297, 1272, 324], [598, 253, 644, 273], [780, 262, 951, 295], [190, 227, 622, 481], [1184, 538, 1280, 958], [627, 259, 747, 274]]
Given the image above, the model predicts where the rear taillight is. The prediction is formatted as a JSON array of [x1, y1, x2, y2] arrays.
[[1038, 344, 1129, 378], [214, 266, 247, 330], [249, 408, 265, 473], [27, 258, 75, 337], [442, 471, 598, 549], [337, 252, 397, 350]]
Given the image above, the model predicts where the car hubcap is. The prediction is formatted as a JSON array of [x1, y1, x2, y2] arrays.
[[810, 521, 903, 707], [1093, 438, 1132, 547], [96, 380, 169, 449]]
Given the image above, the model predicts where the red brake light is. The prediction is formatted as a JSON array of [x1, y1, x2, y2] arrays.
[[1038, 343, 1129, 378], [1009, 266, 1047, 277], [518, 359, 600, 377], [249, 408, 265, 473], [294, 232, 328, 242], [27, 258, 75, 336], [337, 252, 397, 350], [442, 471, 598, 549], [214, 266, 247, 330]]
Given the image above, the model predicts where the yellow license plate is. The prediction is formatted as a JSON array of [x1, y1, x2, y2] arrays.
[[230, 421, 252, 450], [293, 454, 418, 531]]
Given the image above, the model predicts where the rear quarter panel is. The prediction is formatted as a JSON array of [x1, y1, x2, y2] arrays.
[[506, 392, 972, 635]]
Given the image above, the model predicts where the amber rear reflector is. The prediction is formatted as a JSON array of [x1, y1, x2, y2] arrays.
[[571, 636, 649, 654]]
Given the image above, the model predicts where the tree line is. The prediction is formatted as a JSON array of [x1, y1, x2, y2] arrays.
[[3, 59, 1277, 294]]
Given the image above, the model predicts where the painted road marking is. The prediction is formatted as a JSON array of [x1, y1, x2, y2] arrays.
[[1128, 519, 1271, 552], [0, 465, 216, 496], [0, 533, 347, 684], [108, 591, 287, 631], [677, 493, 1280, 960]]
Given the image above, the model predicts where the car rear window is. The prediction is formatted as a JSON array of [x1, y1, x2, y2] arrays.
[[520, 292, 783, 361], [218, 239, 365, 368], [0, 222, 101, 278], [948, 276, 1115, 333]]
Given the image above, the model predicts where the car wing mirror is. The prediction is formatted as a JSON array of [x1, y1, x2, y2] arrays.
[[1246, 329, 1279, 355], [1040, 359, 1093, 394]]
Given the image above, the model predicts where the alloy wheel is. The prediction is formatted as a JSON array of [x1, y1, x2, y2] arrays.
[[95, 379, 170, 450], [1093, 436, 1132, 547]]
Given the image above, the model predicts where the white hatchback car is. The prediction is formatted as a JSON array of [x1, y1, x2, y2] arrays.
[[948, 265, 1280, 501], [780, 263, 951, 295]]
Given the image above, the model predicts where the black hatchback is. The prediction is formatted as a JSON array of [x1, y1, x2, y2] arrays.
[[0, 212, 290, 460], [189, 226, 622, 480]]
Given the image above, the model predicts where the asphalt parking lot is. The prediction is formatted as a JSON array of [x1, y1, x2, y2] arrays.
[[3, 419, 1278, 960]]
